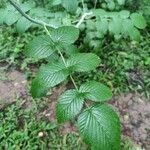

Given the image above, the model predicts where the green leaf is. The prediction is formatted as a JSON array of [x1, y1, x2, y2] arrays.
[[107, 1, 115, 10], [117, 0, 125, 5], [93, 9, 107, 17], [52, 0, 62, 6], [16, 17, 32, 33], [6, 4, 16, 11], [50, 26, 79, 45], [130, 13, 147, 29], [26, 35, 55, 59], [31, 61, 69, 97], [20, 1, 35, 12], [77, 104, 121, 150], [63, 45, 79, 56], [56, 90, 84, 123], [67, 53, 100, 72], [107, 12, 118, 18], [0, 9, 6, 25], [4, 11, 21, 25], [109, 17, 122, 35], [121, 19, 134, 35], [96, 18, 108, 34], [86, 20, 96, 31], [31, 78, 50, 98], [79, 81, 112, 102], [46, 53, 59, 63], [61, 0, 78, 14], [29, 7, 53, 17], [119, 10, 130, 19], [129, 27, 141, 41]]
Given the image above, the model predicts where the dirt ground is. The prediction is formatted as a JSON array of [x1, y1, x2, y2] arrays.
[[0, 70, 28, 109], [110, 94, 150, 149], [0, 70, 149, 149]]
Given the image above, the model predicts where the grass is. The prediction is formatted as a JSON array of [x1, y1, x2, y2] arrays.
[[0, 99, 87, 150], [99, 33, 150, 97], [0, 98, 143, 150], [0, 26, 42, 70], [0, 96, 140, 150]]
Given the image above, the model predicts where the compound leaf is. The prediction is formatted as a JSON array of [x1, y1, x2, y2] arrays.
[[130, 13, 147, 29], [26, 35, 55, 59], [50, 26, 79, 45], [56, 90, 84, 123], [67, 53, 100, 72], [79, 81, 112, 102], [77, 104, 121, 150]]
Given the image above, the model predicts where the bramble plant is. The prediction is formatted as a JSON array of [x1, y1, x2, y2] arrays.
[[27, 25, 121, 149], [2, 0, 147, 149]]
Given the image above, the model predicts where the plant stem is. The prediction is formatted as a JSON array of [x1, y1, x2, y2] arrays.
[[57, 50, 67, 67], [81, 0, 84, 10], [94, 0, 97, 9], [58, 50, 79, 90], [44, 26, 79, 91], [44, 25, 51, 36], [76, 12, 93, 28], [69, 75, 78, 90], [9, 0, 93, 29], [57, 50, 78, 91], [8, 0, 55, 28]]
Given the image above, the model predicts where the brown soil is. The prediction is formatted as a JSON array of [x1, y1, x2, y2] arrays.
[[110, 94, 150, 150], [0, 70, 149, 149], [0, 70, 28, 109]]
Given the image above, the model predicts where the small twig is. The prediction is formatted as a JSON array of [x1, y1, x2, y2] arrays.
[[81, 0, 84, 10], [8, 0, 55, 28], [70, 75, 78, 90], [57, 50, 67, 67], [58, 50, 79, 91], [94, 0, 97, 9], [44, 25, 51, 36], [76, 12, 93, 28]]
